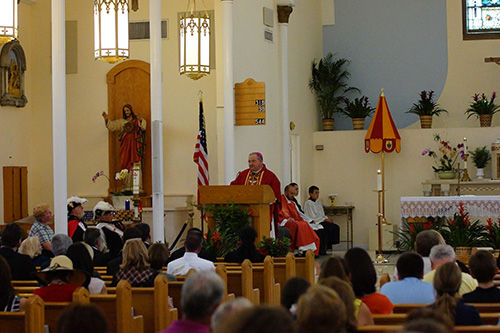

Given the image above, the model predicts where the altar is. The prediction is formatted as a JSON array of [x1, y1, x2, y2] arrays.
[[400, 195, 500, 219]]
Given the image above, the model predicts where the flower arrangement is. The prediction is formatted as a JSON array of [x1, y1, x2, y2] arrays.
[[486, 218, 500, 249], [92, 170, 110, 183], [422, 134, 464, 172], [440, 203, 489, 248], [340, 96, 375, 119], [115, 169, 129, 181], [201, 202, 251, 258], [465, 92, 500, 118], [391, 218, 443, 252], [257, 236, 291, 257], [406, 90, 448, 117]]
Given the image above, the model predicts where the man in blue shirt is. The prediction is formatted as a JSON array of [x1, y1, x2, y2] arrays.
[[380, 252, 435, 304]]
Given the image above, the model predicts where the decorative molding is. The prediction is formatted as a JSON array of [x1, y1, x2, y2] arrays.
[[277, 5, 293, 24]]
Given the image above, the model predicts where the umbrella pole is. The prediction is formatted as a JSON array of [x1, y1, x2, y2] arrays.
[[375, 151, 388, 263]]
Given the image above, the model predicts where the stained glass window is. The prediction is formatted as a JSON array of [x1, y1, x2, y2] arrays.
[[464, 0, 500, 39]]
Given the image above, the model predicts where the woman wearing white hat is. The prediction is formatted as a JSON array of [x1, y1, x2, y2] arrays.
[[33, 255, 89, 302], [67, 196, 88, 242]]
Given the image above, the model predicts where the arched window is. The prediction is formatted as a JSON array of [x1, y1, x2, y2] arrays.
[[463, 0, 500, 39]]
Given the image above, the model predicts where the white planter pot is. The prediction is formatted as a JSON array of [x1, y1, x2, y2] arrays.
[[476, 168, 485, 180]]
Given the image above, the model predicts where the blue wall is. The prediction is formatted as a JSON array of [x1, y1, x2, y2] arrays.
[[323, 0, 448, 130]]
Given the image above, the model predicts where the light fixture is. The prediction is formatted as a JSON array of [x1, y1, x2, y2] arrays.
[[94, 0, 130, 64], [0, 0, 18, 45], [179, 0, 210, 80]]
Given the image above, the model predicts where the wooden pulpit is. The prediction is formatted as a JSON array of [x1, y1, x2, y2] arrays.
[[198, 185, 276, 241]]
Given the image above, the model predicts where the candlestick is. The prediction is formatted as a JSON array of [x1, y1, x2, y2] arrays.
[[377, 170, 382, 191], [463, 137, 468, 155]]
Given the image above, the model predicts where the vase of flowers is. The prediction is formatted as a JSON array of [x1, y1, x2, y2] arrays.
[[470, 146, 491, 179], [422, 134, 464, 178], [465, 92, 500, 127], [406, 90, 448, 129], [340, 96, 375, 130], [440, 203, 489, 249], [257, 236, 291, 257]]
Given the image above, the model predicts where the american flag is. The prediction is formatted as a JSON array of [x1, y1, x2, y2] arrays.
[[194, 100, 209, 186]]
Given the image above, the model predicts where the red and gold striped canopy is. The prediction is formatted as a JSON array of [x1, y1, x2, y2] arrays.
[[364, 90, 401, 154]]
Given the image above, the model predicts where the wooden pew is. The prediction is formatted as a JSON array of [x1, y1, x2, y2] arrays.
[[12, 280, 39, 287], [130, 275, 178, 333], [226, 259, 260, 304], [43, 287, 90, 333], [372, 313, 500, 326], [215, 264, 236, 302], [394, 303, 500, 314], [274, 250, 315, 284], [359, 326, 500, 332], [249, 256, 280, 305], [90, 280, 143, 333], [0, 295, 44, 333]]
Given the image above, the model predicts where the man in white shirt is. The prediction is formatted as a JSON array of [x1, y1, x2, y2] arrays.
[[167, 229, 215, 276], [302, 185, 340, 252]]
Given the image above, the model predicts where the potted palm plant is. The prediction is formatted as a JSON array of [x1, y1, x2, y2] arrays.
[[309, 53, 359, 131], [470, 146, 491, 179], [465, 92, 500, 127], [406, 90, 447, 129], [340, 96, 375, 130]]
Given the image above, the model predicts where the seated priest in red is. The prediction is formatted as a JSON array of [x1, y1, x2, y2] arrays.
[[279, 185, 320, 256], [231, 152, 282, 235]]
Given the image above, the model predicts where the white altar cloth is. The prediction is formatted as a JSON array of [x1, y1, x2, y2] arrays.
[[400, 195, 500, 218]]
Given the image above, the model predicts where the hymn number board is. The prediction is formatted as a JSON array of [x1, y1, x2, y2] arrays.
[[234, 78, 266, 126]]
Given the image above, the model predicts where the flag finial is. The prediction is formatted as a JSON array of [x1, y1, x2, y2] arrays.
[[198, 90, 203, 101], [380, 88, 385, 97]]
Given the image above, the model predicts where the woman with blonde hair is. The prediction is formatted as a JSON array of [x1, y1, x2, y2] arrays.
[[18, 237, 49, 267], [430, 262, 481, 325], [319, 276, 374, 330], [296, 285, 347, 333], [111, 238, 158, 287]]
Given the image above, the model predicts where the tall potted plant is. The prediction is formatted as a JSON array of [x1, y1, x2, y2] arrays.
[[340, 96, 375, 130], [406, 90, 447, 129], [465, 92, 500, 127], [470, 146, 491, 179], [309, 53, 359, 131]]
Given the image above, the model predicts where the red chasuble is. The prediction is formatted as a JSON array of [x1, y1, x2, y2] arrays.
[[279, 195, 320, 255], [231, 165, 281, 232]]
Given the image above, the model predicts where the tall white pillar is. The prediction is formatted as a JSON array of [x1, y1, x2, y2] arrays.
[[222, 0, 235, 184], [52, 0, 67, 234], [278, 5, 293, 185], [150, 0, 164, 243]]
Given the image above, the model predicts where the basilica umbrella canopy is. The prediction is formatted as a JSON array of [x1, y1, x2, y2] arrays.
[[364, 89, 401, 263]]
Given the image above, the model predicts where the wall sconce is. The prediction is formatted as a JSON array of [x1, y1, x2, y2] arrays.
[[179, 0, 210, 80], [0, 0, 18, 45], [94, 0, 130, 64]]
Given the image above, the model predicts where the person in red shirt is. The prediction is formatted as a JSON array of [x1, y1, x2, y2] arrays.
[[33, 255, 89, 302], [67, 196, 88, 242]]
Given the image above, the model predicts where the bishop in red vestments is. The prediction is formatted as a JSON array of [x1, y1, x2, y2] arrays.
[[231, 152, 281, 232], [279, 185, 320, 255]]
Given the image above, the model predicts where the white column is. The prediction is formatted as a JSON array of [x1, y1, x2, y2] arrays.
[[278, 5, 293, 185], [52, 0, 67, 234], [222, 0, 235, 184], [150, 0, 164, 243]]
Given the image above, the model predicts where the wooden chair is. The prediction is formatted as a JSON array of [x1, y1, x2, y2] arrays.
[[0, 295, 44, 333], [90, 280, 143, 333], [129, 275, 178, 333]]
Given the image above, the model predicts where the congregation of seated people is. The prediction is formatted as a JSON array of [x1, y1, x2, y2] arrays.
[[6, 196, 500, 333]]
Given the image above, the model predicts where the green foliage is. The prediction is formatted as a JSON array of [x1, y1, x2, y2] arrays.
[[390, 218, 444, 252], [406, 90, 448, 117], [341, 96, 375, 119], [470, 146, 491, 169], [309, 53, 359, 119], [486, 218, 500, 249], [465, 92, 500, 118], [256, 236, 291, 257], [440, 203, 489, 248], [201, 202, 251, 258]]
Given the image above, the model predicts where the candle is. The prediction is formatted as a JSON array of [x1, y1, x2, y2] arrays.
[[377, 170, 382, 191], [463, 137, 468, 155]]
